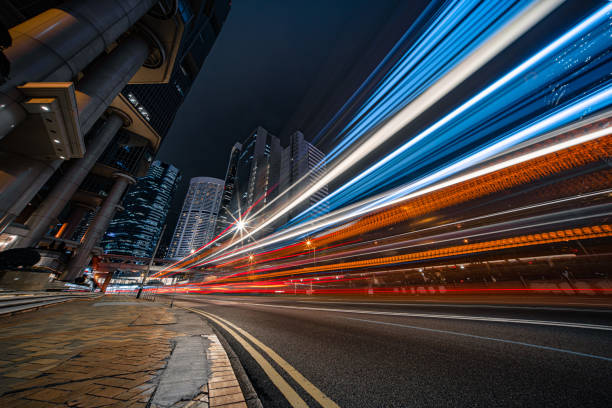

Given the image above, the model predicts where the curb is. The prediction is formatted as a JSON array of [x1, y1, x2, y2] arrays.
[[211, 324, 263, 408], [179, 306, 263, 408]]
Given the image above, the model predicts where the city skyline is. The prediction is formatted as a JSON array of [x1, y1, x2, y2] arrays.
[[0, 2, 611, 408]]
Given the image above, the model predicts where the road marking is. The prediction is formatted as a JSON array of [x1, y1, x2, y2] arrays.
[[184, 307, 340, 408], [208, 300, 612, 331], [295, 300, 612, 313], [182, 307, 308, 408], [342, 317, 612, 362]]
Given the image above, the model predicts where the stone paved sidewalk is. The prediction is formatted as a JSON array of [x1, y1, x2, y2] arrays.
[[0, 296, 248, 408]]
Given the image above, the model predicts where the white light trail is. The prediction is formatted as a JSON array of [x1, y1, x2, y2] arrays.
[[198, 120, 612, 267], [295, 2, 612, 220], [211, 0, 565, 256]]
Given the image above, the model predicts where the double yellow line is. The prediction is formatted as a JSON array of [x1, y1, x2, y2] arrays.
[[182, 307, 339, 408]]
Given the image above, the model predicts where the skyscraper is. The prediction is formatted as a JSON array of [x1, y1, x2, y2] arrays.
[[215, 142, 242, 237], [122, 0, 231, 140], [0, 0, 230, 283], [102, 161, 181, 258], [168, 177, 224, 259], [279, 131, 328, 223], [233, 126, 282, 218], [214, 128, 328, 241]]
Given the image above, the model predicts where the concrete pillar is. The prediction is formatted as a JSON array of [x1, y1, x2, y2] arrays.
[[59, 203, 92, 240], [0, 154, 62, 232], [14, 114, 125, 248], [76, 34, 149, 134], [62, 173, 135, 281], [0, 0, 158, 139], [0, 31, 149, 235]]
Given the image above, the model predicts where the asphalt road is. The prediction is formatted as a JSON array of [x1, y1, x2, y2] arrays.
[[174, 295, 612, 407]]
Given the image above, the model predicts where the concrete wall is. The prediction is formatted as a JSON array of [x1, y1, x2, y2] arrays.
[[0, 270, 54, 290]]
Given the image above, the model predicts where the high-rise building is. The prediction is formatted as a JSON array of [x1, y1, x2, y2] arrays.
[[168, 177, 224, 259], [215, 128, 327, 241], [215, 142, 242, 237], [233, 126, 282, 218], [0, 0, 230, 283], [102, 161, 181, 258], [279, 131, 328, 223], [122, 0, 231, 140]]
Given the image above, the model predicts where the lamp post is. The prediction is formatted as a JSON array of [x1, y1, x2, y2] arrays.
[[306, 239, 316, 295]]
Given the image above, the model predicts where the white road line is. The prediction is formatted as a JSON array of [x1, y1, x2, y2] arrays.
[[342, 317, 612, 362], [295, 301, 612, 313], [207, 300, 612, 331]]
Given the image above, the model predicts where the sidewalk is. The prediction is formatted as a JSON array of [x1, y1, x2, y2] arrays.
[[0, 296, 248, 408]]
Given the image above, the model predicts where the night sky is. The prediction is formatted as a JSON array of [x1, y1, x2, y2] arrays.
[[157, 0, 426, 234], [155, 0, 602, 240]]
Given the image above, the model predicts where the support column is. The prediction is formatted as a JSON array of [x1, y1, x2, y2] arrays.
[[58, 203, 92, 240], [0, 30, 149, 235], [62, 173, 135, 281], [0, 154, 61, 232], [0, 0, 158, 139], [76, 34, 150, 134], [14, 113, 125, 248]]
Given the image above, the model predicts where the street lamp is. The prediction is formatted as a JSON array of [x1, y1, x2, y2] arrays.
[[248, 254, 254, 280], [305, 239, 316, 295]]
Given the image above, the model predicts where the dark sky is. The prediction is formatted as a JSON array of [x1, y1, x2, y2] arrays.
[[157, 0, 427, 236], [153, 0, 604, 247]]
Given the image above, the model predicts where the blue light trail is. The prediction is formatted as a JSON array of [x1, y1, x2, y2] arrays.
[[290, 3, 612, 226]]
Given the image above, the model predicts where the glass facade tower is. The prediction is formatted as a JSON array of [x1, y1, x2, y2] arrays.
[[215, 142, 242, 237], [168, 177, 224, 259], [102, 161, 181, 258]]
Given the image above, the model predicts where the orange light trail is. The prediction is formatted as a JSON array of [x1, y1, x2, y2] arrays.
[[210, 224, 612, 284]]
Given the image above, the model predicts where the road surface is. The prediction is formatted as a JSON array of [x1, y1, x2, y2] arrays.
[[173, 295, 612, 407]]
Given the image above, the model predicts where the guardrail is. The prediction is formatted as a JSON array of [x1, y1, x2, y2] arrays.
[[105, 286, 160, 302], [0, 292, 101, 316]]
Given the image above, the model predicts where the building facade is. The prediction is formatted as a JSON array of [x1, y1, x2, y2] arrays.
[[214, 127, 328, 241], [233, 126, 282, 218], [215, 142, 242, 237], [168, 177, 224, 259], [0, 0, 230, 282], [279, 131, 328, 223], [102, 161, 181, 258]]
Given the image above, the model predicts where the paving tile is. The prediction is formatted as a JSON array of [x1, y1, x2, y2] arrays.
[[129, 388, 155, 403], [209, 386, 242, 398], [183, 401, 209, 408], [26, 387, 72, 403], [52, 380, 99, 392], [66, 394, 119, 407], [126, 402, 147, 408], [113, 389, 143, 401], [92, 376, 132, 388], [0, 299, 244, 408], [31, 358, 61, 365], [3, 369, 41, 379], [211, 369, 234, 376], [218, 403, 247, 408], [209, 393, 245, 407], [12, 399, 58, 408], [87, 385, 126, 398], [208, 375, 237, 383], [208, 380, 239, 390]]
